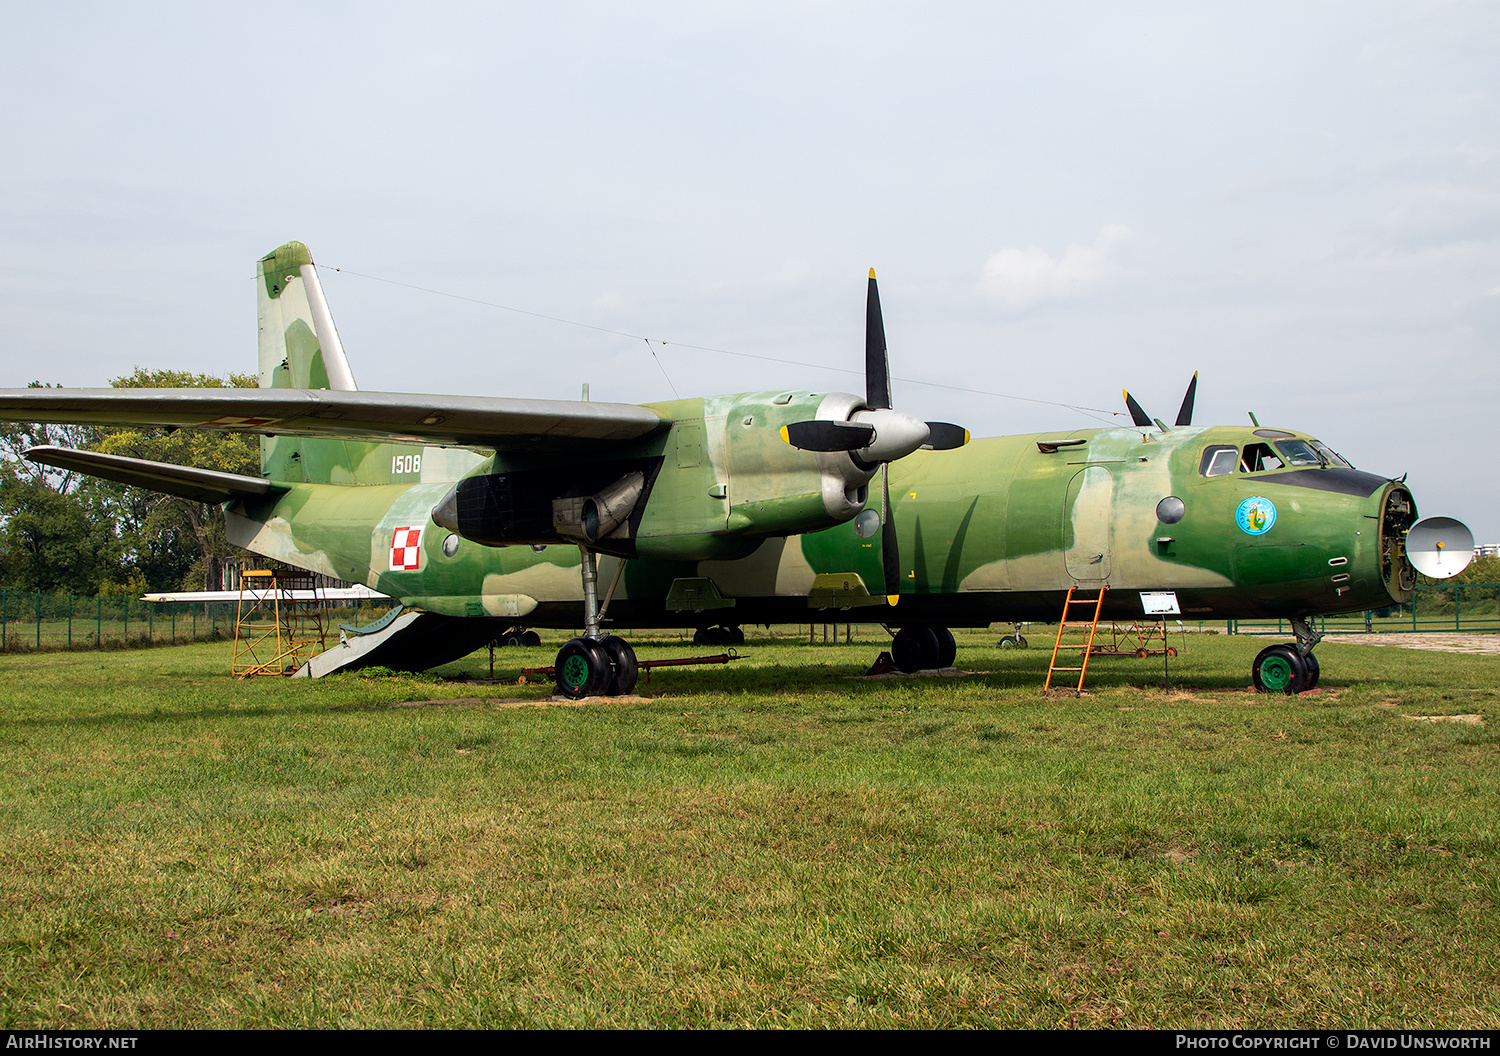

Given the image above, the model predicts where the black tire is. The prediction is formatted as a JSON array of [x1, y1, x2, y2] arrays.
[[500, 630, 523, 648], [555, 638, 609, 699], [1252, 644, 1310, 695], [729, 625, 745, 645], [521, 630, 541, 647], [599, 636, 638, 696], [1302, 650, 1319, 689], [1015, 635, 1027, 649], [933, 627, 957, 669], [891, 626, 939, 673]]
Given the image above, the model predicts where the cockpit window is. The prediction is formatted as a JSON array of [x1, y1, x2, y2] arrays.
[[1200, 445, 1237, 477], [1273, 439, 1326, 467], [1271, 439, 1353, 469], [1311, 440, 1352, 468], [1239, 443, 1285, 473]]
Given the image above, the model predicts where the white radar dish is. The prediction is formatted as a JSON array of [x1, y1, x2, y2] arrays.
[[1406, 516, 1474, 579]]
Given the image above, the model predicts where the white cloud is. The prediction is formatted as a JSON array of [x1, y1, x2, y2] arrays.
[[979, 224, 1132, 309]]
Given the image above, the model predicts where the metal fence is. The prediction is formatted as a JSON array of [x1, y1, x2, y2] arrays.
[[0, 591, 393, 653], [1227, 582, 1500, 636]]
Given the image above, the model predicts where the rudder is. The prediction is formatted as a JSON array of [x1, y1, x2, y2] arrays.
[[257, 241, 358, 392]]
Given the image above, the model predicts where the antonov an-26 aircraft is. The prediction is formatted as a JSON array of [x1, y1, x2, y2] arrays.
[[0, 242, 1472, 696]]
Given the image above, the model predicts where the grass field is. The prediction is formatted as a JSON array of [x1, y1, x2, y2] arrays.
[[0, 630, 1495, 1028]]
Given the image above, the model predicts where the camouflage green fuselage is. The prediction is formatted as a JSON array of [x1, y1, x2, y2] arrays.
[[228, 396, 1416, 629]]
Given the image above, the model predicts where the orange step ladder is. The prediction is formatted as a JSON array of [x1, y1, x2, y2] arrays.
[[1044, 585, 1109, 696]]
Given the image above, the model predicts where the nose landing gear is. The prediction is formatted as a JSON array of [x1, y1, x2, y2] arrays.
[[1252, 617, 1323, 694]]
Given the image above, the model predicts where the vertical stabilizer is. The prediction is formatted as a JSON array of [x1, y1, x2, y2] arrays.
[[257, 242, 358, 392], [257, 242, 361, 484]]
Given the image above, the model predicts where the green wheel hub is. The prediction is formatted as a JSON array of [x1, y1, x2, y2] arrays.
[[560, 654, 591, 689], [1259, 654, 1295, 691]]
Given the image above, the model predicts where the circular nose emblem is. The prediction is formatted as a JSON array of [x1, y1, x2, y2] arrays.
[[1236, 496, 1277, 535]]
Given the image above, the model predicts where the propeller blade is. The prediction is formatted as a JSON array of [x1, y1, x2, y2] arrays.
[[1123, 389, 1152, 427], [881, 464, 900, 598], [866, 269, 892, 410], [923, 422, 969, 450], [1175, 372, 1198, 427], [781, 420, 876, 452]]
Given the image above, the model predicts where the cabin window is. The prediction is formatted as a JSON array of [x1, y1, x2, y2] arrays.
[[1239, 443, 1285, 473], [1200, 446, 1237, 477]]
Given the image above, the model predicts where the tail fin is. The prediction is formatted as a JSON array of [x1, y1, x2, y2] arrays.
[[257, 241, 358, 392], [257, 242, 362, 484]]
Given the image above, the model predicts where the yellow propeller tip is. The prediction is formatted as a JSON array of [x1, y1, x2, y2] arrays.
[[886, 594, 899, 606], [869, 268, 877, 279]]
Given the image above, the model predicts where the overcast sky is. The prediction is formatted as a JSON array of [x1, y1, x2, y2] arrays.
[[3, 1, 1496, 538]]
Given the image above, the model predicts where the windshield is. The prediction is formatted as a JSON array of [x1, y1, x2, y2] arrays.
[[1275, 439, 1352, 469]]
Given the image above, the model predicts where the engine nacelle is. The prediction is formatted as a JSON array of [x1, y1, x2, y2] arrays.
[[718, 391, 879, 538]]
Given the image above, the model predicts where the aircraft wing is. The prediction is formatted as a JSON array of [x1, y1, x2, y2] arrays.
[[25, 445, 282, 504], [0, 389, 668, 453]]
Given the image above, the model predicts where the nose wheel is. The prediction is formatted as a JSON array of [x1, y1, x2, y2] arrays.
[[1252, 640, 1321, 694]]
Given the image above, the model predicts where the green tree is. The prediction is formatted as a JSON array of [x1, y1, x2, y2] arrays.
[[0, 461, 124, 593], [93, 369, 260, 592]]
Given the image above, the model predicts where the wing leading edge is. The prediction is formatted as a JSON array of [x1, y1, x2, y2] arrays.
[[0, 389, 668, 453]]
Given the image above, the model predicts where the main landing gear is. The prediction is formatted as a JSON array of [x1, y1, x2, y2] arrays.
[[694, 625, 744, 646], [554, 547, 638, 699], [1251, 616, 1323, 694], [889, 625, 957, 673]]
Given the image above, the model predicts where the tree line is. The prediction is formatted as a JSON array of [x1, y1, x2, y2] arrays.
[[0, 369, 258, 595]]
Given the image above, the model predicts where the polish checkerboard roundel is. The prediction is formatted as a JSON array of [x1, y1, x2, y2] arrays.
[[389, 526, 423, 570]]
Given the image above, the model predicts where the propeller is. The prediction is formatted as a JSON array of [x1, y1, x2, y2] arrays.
[[1123, 373, 1199, 429], [1175, 371, 1197, 427], [781, 269, 970, 599]]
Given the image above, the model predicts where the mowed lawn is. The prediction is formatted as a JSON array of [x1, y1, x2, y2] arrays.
[[0, 630, 1495, 1028]]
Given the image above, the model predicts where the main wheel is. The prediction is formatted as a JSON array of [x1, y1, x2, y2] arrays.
[[1252, 644, 1310, 695], [521, 630, 541, 647], [599, 636, 638, 696], [891, 626, 940, 673], [933, 627, 957, 668], [500, 630, 523, 648], [555, 637, 610, 699], [1302, 650, 1319, 689]]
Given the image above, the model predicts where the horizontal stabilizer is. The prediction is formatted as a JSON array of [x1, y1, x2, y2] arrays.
[[24, 445, 283, 504], [142, 585, 389, 604], [0, 389, 668, 453]]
